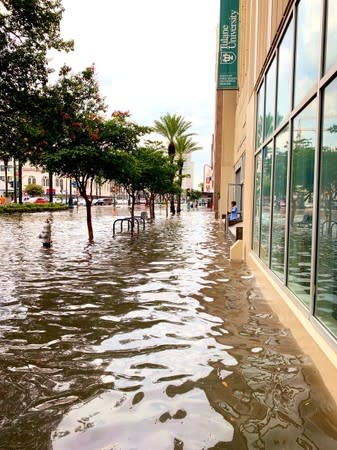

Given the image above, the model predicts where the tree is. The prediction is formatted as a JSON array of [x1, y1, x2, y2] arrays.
[[104, 150, 142, 232], [39, 65, 107, 242], [25, 183, 44, 197], [134, 146, 178, 220], [0, 0, 73, 166], [153, 113, 193, 215], [175, 135, 201, 213]]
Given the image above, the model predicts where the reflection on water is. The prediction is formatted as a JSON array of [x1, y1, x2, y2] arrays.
[[0, 207, 337, 450]]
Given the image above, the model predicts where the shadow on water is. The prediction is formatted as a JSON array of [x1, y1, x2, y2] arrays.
[[0, 207, 337, 449]]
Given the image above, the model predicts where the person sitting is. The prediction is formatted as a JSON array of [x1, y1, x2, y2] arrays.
[[227, 201, 238, 225]]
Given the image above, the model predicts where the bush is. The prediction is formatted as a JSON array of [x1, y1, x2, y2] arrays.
[[0, 203, 68, 214], [24, 183, 44, 197]]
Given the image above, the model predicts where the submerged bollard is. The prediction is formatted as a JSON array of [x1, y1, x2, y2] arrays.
[[39, 219, 52, 248]]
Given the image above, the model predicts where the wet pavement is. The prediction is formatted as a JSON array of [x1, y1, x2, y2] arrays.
[[0, 206, 337, 450]]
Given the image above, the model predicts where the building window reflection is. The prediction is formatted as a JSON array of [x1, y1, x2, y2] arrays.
[[252, 0, 337, 341], [316, 76, 337, 335], [287, 99, 317, 305], [260, 143, 273, 265], [253, 153, 262, 254], [271, 127, 289, 281], [276, 21, 293, 128], [264, 60, 276, 139], [256, 83, 265, 148], [294, 0, 322, 107], [324, 0, 337, 74]]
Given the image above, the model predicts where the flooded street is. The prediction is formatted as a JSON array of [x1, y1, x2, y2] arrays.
[[1, 206, 337, 450]]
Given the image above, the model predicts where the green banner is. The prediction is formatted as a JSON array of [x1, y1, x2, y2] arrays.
[[217, 0, 240, 90]]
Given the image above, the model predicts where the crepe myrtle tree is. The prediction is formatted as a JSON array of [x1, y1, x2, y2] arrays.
[[44, 145, 109, 241], [37, 65, 108, 241], [40, 77, 151, 241], [0, 0, 73, 199]]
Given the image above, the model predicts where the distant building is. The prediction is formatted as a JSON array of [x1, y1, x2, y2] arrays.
[[0, 159, 113, 198], [203, 164, 213, 193], [181, 152, 194, 191]]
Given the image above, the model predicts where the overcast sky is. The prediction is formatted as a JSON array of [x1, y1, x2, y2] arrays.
[[49, 0, 220, 187]]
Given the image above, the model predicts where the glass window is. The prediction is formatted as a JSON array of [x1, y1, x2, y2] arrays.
[[253, 153, 262, 253], [256, 83, 265, 148], [264, 59, 276, 139], [315, 77, 337, 337], [271, 127, 289, 280], [287, 99, 317, 305], [294, 0, 322, 107], [276, 21, 293, 127], [324, 0, 337, 74], [260, 143, 273, 264]]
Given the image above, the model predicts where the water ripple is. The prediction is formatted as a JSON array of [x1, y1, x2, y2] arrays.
[[0, 209, 337, 449]]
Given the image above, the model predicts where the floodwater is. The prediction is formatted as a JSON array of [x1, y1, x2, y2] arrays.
[[0, 206, 337, 450]]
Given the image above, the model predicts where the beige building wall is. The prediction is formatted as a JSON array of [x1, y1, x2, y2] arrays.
[[213, 0, 337, 395], [214, 0, 293, 240]]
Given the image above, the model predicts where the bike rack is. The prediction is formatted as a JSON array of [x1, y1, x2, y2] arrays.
[[112, 216, 145, 236]]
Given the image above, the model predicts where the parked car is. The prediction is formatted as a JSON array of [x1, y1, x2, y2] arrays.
[[73, 197, 86, 206], [93, 198, 112, 206], [25, 197, 48, 204]]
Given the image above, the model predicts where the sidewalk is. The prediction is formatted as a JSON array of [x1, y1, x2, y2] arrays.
[[249, 254, 337, 405]]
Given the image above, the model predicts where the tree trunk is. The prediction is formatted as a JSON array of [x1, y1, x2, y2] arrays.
[[18, 162, 23, 204], [79, 185, 93, 242], [177, 195, 181, 213], [177, 166, 183, 214], [85, 198, 94, 242], [170, 194, 175, 215], [130, 192, 136, 234], [150, 193, 155, 219]]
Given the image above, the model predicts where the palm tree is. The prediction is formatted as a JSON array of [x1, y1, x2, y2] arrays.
[[154, 113, 193, 214], [175, 135, 201, 213]]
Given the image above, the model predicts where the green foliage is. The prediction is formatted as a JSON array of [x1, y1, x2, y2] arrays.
[[0, 203, 67, 214], [24, 183, 44, 196], [101, 117, 150, 153], [188, 189, 202, 201], [153, 113, 193, 160], [0, 0, 73, 161], [135, 147, 178, 196], [292, 140, 315, 195], [175, 134, 201, 184]]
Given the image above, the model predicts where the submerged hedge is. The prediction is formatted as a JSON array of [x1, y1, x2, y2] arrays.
[[0, 203, 69, 214]]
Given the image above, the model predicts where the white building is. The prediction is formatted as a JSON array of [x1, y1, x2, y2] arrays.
[[0, 159, 113, 198]]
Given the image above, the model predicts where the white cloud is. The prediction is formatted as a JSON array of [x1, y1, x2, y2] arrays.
[[49, 0, 219, 187]]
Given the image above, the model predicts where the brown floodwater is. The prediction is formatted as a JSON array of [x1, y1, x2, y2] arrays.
[[0, 206, 337, 450]]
